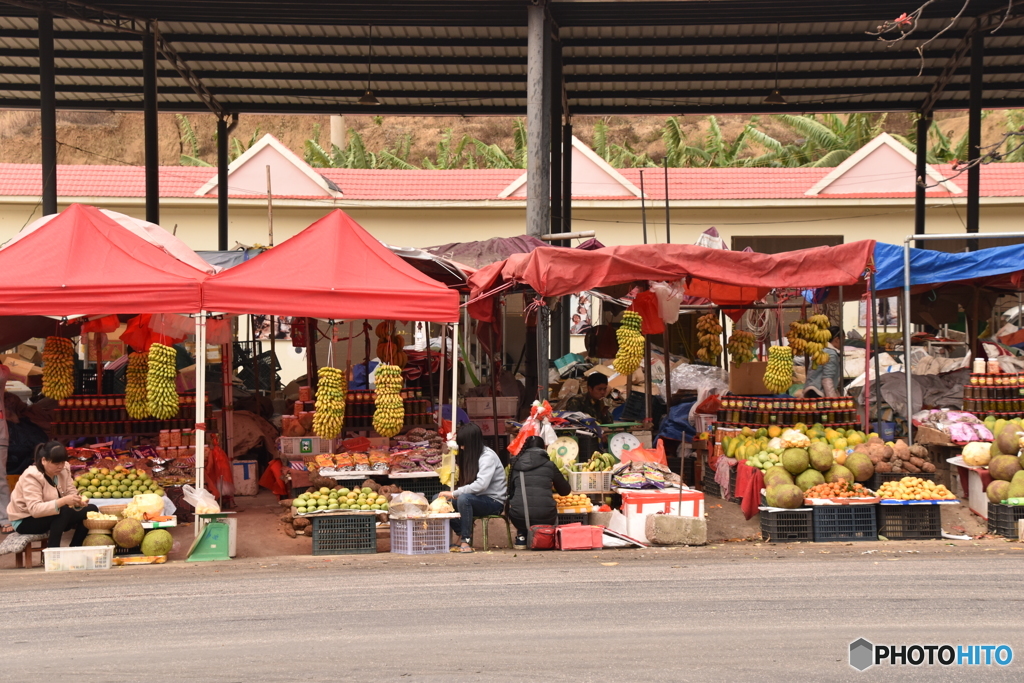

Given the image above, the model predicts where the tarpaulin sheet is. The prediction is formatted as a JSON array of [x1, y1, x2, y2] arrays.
[[469, 240, 875, 322], [0, 204, 208, 315], [202, 209, 460, 322], [873, 242, 1024, 293]]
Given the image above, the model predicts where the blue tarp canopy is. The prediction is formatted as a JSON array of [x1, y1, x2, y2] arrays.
[[872, 242, 1024, 292]]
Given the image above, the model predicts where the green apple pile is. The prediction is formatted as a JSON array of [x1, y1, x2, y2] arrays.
[[293, 486, 390, 514]]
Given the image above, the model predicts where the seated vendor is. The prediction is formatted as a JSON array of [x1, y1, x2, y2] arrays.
[[566, 374, 612, 423]]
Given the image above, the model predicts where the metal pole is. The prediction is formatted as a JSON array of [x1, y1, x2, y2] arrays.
[[868, 270, 884, 437], [222, 341, 235, 461], [537, 305, 550, 401], [194, 311, 208, 536], [450, 322, 460, 440], [663, 330, 672, 409], [217, 117, 230, 250], [914, 112, 931, 249], [425, 323, 435, 421], [640, 171, 648, 244], [38, 11, 57, 216], [267, 167, 276, 407], [306, 318, 318, 393], [526, 1, 551, 238], [143, 27, 160, 225], [902, 241, 914, 445], [643, 336, 653, 425], [550, 35, 562, 240], [489, 325, 500, 452], [664, 158, 671, 244], [562, 119, 573, 235], [966, 23, 983, 251], [837, 286, 845, 393], [438, 324, 447, 425]]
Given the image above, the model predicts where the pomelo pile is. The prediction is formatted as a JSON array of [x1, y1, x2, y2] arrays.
[[762, 435, 877, 509]]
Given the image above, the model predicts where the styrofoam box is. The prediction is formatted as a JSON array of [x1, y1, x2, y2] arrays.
[[465, 396, 518, 418], [621, 489, 705, 545], [232, 460, 259, 496]]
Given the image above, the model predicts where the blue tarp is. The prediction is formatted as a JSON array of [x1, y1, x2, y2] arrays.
[[873, 242, 1024, 292]]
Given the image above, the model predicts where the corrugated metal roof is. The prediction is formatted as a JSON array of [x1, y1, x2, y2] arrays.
[[0, 1, 1021, 115]]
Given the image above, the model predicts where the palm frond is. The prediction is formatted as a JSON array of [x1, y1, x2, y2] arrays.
[[304, 139, 333, 168], [809, 149, 854, 167], [179, 154, 212, 167]]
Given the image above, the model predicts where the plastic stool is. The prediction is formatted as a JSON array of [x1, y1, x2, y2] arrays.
[[474, 514, 513, 550]]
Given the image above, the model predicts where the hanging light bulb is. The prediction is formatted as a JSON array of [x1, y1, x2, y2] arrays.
[[358, 90, 380, 106], [763, 90, 787, 105]]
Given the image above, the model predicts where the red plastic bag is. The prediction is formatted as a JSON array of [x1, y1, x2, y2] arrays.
[[617, 439, 668, 467], [629, 291, 665, 335], [259, 458, 290, 496]]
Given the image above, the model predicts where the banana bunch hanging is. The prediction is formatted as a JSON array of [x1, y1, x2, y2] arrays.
[[312, 366, 347, 439], [727, 330, 756, 366], [372, 363, 404, 438], [375, 321, 408, 368], [696, 313, 723, 364], [125, 351, 150, 419], [763, 345, 794, 394], [613, 311, 644, 376], [146, 343, 180, 419], [787, 314, 833, 368], [42, 336, 75, 401]]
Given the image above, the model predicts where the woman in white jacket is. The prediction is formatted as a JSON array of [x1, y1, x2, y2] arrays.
[[437, 422, 506, 553]]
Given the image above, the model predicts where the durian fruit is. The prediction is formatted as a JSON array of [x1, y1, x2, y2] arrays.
[[125, 352, 150, 419], [613, 311, 644, 376], [372, 363, 404, 438], [763, 345, 794, 394], [727, 330, 756, 366], [146, 343, 180, 419], [42, 336, 75, 401], [312, 366, 346, 439]]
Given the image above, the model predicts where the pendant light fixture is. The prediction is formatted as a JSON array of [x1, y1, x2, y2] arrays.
[[358, 25, 381, 106], [763, 23, 787, 105]]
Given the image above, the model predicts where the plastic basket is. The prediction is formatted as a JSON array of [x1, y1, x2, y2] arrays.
[[987, 503, 1024, 539], [876, 504, 942, 540], [43, 545, 114, 572], [567, 470, 613, 493], [390, 518, 451, 555], [812, 505, 878, 542], [702, 464, 739, 503], [557, 512, 589, 526], [760, 509, 814, 542], [237, 348, 281, 392], [868, 471, 936, 491], [311, 514, 377, 555]]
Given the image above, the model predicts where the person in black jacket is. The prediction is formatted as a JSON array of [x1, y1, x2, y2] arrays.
[[506, 436, 571, 549]]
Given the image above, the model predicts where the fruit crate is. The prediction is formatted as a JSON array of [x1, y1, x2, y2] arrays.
[[868, 471, 936, 492], [43, 545, 114, 572], [702, 462, 740, 503], [876, 504, 942, 540], [557, 512, 589, 526], [311, 514, 377, 555], [812, 505, 878, 542], [987, 503, 1024, 539], [567, 470, 613, 493], [760, 509, 814, 543], [390, 518, 451, 555]]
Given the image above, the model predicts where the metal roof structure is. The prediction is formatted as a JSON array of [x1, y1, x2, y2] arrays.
[[1, 0, 1023, 116]]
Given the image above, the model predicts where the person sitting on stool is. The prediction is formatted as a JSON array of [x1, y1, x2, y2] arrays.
[[437, 422, 506, 553], [6, 441, 97, 547], [507, 436, 571, 549]]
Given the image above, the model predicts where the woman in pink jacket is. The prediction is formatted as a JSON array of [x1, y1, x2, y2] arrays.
[[7, 441, 97, 547]]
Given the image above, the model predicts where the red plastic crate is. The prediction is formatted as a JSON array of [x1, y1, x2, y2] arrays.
[[555, 523, 604, 550]]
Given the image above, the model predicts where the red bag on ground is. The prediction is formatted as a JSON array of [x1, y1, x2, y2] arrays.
[[259, 458, 290, 496]]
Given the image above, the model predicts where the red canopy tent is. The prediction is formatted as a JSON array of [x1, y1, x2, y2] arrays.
[[468, 241, 877, 322], [0, 203, 209, 315], [202, 209, 460, 322]]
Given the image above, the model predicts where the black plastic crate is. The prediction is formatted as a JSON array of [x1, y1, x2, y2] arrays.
[[703, 465, 739, 503], [392, 476, 445, 501], [557, 513, 589, 526], [311, 514, 377, 555], [987, 503, 1024, 539], [237, 349, 282, 392], [812, 505, 878, 542], [876, 504, 942, 540], [760, 509, 814, 543], [869, 471, 936, 492]]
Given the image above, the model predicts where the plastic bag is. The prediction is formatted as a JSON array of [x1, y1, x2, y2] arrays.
[[389, 491, 429, 519], [629, 291, 664, 335], [649, 280, 685, 325], [182, 484, 221, 515], [670, 364, 730, 423]]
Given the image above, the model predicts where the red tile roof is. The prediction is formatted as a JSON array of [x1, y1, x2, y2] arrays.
[[0, 163, 1021, 201]]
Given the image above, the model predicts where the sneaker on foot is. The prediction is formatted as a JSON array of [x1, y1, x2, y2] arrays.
[[513, 535, 528, 550]]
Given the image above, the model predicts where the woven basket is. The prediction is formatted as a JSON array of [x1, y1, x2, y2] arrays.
[[98, 504, 128, 517], [83, 518, 117, 531]]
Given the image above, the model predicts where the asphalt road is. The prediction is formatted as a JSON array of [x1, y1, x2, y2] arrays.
[[3, 546, 1023, 682]]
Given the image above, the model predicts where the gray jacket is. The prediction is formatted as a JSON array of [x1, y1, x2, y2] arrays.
[[453, 446, 507, 503]]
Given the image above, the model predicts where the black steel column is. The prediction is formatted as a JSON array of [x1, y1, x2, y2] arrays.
[[562, 118, 572, 235], [550, 37, 562, 241], [914, 111, 931, 249], [143, 27, 160, 225], [966, 25, 983, 251], [39, 11, 57, 216], [217, 116, 229, 250], [526, 1, 551, 238]]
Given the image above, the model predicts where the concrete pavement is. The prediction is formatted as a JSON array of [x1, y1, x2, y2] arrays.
[[3, 545, 1022, 682]]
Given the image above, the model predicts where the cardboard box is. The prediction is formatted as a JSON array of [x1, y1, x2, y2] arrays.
[[16, 344, 41, 365], [2, 356, 42, 386], [470, 417, 508, 436], [82, 338, 124, 363], [465, 396, 518, 418], [728, 361, 771, 395]]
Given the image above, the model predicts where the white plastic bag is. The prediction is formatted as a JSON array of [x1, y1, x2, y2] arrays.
[[182, 484, 221, 515], [389, 491, 429, 519], [649, 280, 686, 324]]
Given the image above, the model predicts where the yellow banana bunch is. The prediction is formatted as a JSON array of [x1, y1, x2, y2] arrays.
[[763, 345, 794, 394], [696, 313, 723, 364], [43, 336, 75, 401], [372, 363, 404, 438], [313, 366, 346, 438], [613, 311, 644, 376], [125, 352, 150, 419], [147, 343, 180, 419], [727, 330, 756, 365]]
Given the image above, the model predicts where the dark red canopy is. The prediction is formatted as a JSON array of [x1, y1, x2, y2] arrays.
[[469, 240, 876, 322], [202, 210, 460, 322], [0, 203, 208, 315]]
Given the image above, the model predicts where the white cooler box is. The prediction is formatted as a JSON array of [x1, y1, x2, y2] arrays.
[[620, 488, 705, 544]]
